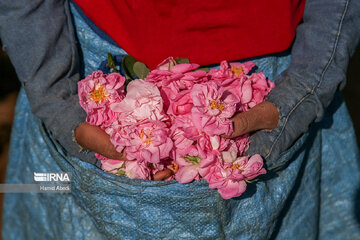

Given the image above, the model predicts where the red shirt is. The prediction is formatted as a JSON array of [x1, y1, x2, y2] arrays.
[[74, 0, 305, 69]]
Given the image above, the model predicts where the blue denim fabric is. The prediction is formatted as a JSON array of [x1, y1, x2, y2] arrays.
[[0, 0, 359, 168]]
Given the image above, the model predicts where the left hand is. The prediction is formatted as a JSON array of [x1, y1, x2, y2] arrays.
[[224, 101, 279, 138], [75, 122, 172, 180]]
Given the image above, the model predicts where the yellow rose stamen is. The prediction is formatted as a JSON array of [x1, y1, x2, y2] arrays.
[[144, 138, 153, 145], [210, 100, 225, 112], [139, 130, 145, 139], [169, 162, 179, 173], [140, 130, 153, 145], [231, 66, 244, 77], [231, 162, 245, 170], [89, 85, 107, 103]]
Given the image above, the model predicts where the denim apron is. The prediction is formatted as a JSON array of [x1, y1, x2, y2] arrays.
[[2, 4, 360, 240]]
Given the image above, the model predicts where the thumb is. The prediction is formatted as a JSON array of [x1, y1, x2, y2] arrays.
[[75, 122, 126, 161], [225, 101, 279, 138]]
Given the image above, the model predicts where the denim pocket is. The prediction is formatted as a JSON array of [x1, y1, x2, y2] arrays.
[[266, 132, 310, 171], [39, 114, 233, 239]]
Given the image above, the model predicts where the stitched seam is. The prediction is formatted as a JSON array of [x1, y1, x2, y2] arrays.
[[265, 93, 308, 159], [314, 0, 349, 91], [265, 0, 349, 159]]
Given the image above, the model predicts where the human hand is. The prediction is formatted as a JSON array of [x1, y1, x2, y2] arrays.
[[224, 101, 279, 139], [75, 122, 172, 180]]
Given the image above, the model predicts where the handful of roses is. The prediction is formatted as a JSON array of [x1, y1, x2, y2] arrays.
[[78, 56, 273, 199]]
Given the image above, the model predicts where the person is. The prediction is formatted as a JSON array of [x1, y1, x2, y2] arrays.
[[0, 0, 359, 239]]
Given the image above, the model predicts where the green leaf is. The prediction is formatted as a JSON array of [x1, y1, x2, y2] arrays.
[[133, 61, 149, 79], [121, 55, 137, 80], [194, 67, 210, 73], [104, 163, 125, 175], [116, 170, 126, 176], [120, 162, 125, 169], [175, 57, 190, 64], [107, 53, 118, 73], [183, 155, 202, 165]]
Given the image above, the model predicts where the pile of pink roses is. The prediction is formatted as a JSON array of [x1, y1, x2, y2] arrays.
[[78, 57, 274, 199]]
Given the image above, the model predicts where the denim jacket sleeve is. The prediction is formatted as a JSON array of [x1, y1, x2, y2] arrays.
[[247, 0, 360, 170], [0, 0, 99, 165]]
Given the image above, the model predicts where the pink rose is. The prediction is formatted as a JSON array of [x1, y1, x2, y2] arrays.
[[225, 73, 274, 112], [156, 57, 177, 71], [174, 134, 231, 184], [233, 73, 274, 111], [217, 180, 247, 199], [235, 134, 250, 156], [78, 71, 125, 110], [229, 61, 255, 75], [170, 114, 200, 140], [174, 151, 216, 184], [145, 70, 182, 111], [177, 70, 209, 90], [170, 128, 194, 158], [174, 145, 201, 183], [208, 60, 255, 86], [196, 135, 229, 160], [232, 154, 267, 180], [96, 153, 126, 174], [110, 120, 173, 164], [203, 154, 266, 199], [167, 90, 193, 116], [191, 82, 238, 119], [246, 72, 274, 108], [190, 82, 238, 136], [124, 160, 151, 180], [110, 79, 167, 122], [78, 71, 126, 127], [221, 140, 238, 163], [171, 63, 200, 73], [220, 135, 249, 163], [208, 61, 236, 85], [204, 159, 247, 199]]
